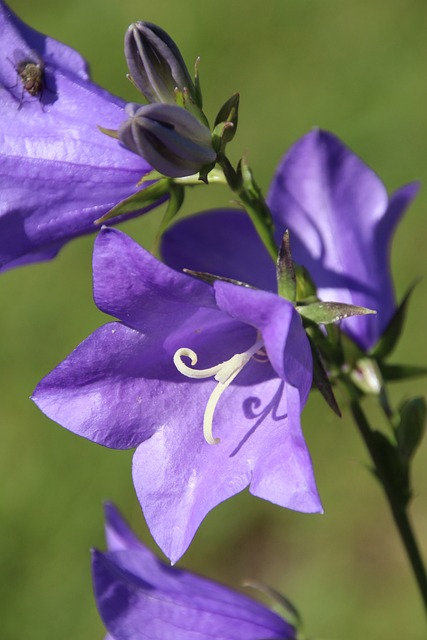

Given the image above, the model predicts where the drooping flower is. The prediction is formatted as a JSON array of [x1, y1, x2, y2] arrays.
[[119, 102, 216, 178], [93, 502, 297, 640], [161, 129, 419, 351], [0, 0, 161, 270], [33, 226, 321, 563]]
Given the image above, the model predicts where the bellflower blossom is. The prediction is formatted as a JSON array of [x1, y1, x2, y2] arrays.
[[162, 129, 419, 351], [0, 0, 159, 270], [93, 502, 297, 640], [33, 226, 321, 563]]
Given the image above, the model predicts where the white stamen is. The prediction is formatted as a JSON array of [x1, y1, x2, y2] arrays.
[[173, 338, 265, 445]]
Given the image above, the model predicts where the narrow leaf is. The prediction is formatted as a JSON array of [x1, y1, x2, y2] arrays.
[[276, 230, 296, 302], [308, 335, 341, 416], [396, 397, 426, 463], [94, 179, 170, 224], [370, 281, 419, 360], [298, 301, 376, 325]]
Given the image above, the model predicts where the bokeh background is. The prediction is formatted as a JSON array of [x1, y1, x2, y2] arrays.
[[2, 1, 427, 638]]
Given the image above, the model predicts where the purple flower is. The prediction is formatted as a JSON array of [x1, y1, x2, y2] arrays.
[[162, 129, 418, 351], [0, 0, 158, 270], [33, 226, 321, 563], [92, 502, 296, 640], [119, 102, 216, 178]]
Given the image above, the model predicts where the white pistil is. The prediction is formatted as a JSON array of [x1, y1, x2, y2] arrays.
[[173, 338, 265, 445]]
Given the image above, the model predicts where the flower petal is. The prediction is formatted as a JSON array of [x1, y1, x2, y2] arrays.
[[133, 368, 320, 563], [0, 1, 157, 269], [93, 227, 217, 332], [104, 502, 146, 552], [267, 129, 415, 348], [214, 282, 312, 404], [92, 545, 294, 639], [161, 208, 276, 290]]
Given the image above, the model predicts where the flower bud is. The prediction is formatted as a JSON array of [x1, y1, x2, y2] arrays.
[[119, 103, 216, 178], [125, 22, 202, 110]]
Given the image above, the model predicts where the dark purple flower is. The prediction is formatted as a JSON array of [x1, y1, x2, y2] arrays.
[[0, 0, 159, 270], [162, 129, 419, 351], [33, 227, 321, 563], [93, 502, 296, 640], [119, 102, 216, 178], [125, 22, 201, 109]]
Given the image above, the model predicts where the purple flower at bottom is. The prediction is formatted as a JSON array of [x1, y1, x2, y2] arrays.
[[0, 0, 158, 270], [162, 130, 419, 351], [93, 503, 296, 640], [33, 227, 321, 563]]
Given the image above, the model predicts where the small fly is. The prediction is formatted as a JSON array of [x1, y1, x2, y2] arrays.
[[7, 50, 45, 108]]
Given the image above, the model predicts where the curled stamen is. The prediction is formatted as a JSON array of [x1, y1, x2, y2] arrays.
[[173, 338, 265, 445]]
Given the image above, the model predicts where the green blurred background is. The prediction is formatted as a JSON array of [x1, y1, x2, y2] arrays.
[[2, 1, 427, 638]]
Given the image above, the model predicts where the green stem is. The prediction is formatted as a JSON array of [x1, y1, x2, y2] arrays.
[[217, 154, 278, 261], [350, 398, 427, 614]]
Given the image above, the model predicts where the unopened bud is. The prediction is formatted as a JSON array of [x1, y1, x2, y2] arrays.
[[119, 103, 216, 178], [125, 22, 203, 115]]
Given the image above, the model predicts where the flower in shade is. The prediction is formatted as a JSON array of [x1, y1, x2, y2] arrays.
[[33, 226, 322, 563], [0, 0, 160, 270], [162, 129, 419, 351], [119, 102, 216, 178], [93, 502, 297, 640]]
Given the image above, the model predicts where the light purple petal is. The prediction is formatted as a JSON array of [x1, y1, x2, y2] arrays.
[[214, 282, 312, 404], [104, 502, 147, 553], [92, 547, 295, 639], [267, 129, 417, 349], [32, 298, 258, 452], [161, 208, 276, 291], [133, 368, 320, 563], [93, 228, 216, 332], [0, 1, 158, 269]]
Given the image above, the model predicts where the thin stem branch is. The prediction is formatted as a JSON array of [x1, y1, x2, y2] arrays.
[[350, 399, 427, 614]]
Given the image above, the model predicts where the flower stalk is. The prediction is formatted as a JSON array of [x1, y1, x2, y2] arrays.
[[347, 385, 427, 615]]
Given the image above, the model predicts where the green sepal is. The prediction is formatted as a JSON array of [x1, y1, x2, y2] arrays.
[[157, 182, 185, 236], [243, 581, 303, 632], [212, 121, 235, 153], [370, 282, 419, 360], [294, 264, 316, 303], [136, 169, 166, 186], [94, 179, 170, 225], [198, 161, 217, 184], [98, 125, 120, 139], [308, 335, 342, 416], [213, 93, 239, 152], [396, 397, 426, 463], [378, 362, 427, 382], [276, 230, 296, 302], [298, 301, 376, 325], [183, 269, 254, 289], [193, 56, 204, 110]]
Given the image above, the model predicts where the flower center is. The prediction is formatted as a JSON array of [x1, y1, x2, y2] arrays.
[[173, 336, 265, 445]]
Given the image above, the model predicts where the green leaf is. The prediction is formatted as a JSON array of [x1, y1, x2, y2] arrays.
[[396, 397, 426, 463], [183, 269, 253, 288], [309, 335, 341, 416], [94, 179, 170, 225], [97, 125, 119, 139], [379, 362, 427, 382], [298, 301, 376, 325], [370, 281, 419, 360], [294, 264, 316, 302], [276, 230, 296, 302]]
